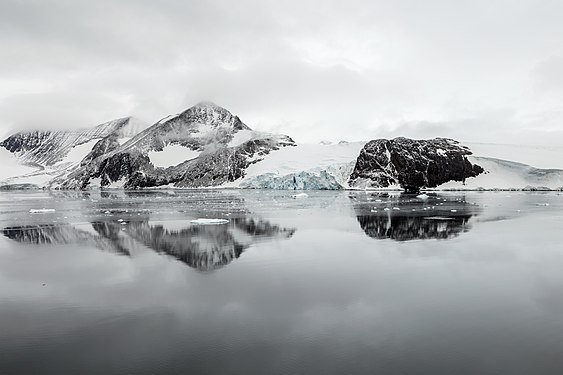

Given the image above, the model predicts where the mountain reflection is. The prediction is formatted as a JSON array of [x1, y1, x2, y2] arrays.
[[352, 193, 478, 241], [2, 217, 295, 271], [2, 224, 131, 256], [121, 217, 295, 271]]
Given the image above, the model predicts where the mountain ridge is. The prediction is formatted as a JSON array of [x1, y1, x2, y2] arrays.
[[1, 102, 562, 191]]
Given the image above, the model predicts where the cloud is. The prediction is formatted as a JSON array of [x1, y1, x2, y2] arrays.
[[1, 0, 562, 144]]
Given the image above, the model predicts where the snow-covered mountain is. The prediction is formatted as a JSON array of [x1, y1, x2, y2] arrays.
[[1, 116, 147, 166], [55, 102, 295, 189], [1, 101, 562, 191], [0, 117, 150, 188]]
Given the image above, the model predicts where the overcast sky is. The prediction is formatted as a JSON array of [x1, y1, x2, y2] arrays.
[[1, 0, 562, 144]]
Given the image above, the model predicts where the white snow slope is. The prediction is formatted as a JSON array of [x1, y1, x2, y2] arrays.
[[434, 142, 563, 190], [465, 143, 563, 169], [148, 144, 200, 168]]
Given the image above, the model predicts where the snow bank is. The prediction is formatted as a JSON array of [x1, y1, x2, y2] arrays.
[[148, 144, 200, 168], [438, 157, 563, 190], [466, 142, 563, 169]]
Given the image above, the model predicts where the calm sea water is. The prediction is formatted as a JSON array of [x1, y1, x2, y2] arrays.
[[0, 190, 562, 374]]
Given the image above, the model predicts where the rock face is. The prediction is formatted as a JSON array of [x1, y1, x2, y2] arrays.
[[348, 137, 484, 192], [55, 102, 296, 189]]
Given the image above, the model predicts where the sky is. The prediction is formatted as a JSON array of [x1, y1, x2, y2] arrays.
[[1, 0, 563, 145]]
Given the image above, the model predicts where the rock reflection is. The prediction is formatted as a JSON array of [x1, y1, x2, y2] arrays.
[[357, 214, 473, 241], [352, 193, 478, 241], [2, 217, 295, 271]]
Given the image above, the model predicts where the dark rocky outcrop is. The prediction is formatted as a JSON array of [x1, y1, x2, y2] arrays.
[[348, 137, 484, 192]]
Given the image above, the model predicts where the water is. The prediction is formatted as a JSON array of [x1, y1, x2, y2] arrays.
[[0, 190, 562, 374]]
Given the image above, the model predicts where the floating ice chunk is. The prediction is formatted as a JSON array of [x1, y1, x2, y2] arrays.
[[416, 194, 430, 200], [29, 209, 56, 214], [383, 208, 390, 211], [291, 193, 309, 199], [190, 218, 230, 225], [392, 207, 400, 210]]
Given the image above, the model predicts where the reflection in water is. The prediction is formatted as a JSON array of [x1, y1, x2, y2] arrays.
[[352, 193, 479, 241], [357, 214, 473, 241], [122, 217, 295, 271], [2, 217, 295, 271], [2, 224, 131, 256]]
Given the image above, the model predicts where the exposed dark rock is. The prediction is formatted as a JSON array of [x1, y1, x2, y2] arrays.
[[349, 137, 484, 192]]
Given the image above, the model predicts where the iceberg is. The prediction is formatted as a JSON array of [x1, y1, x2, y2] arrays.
[[190, 218, 230, 225]]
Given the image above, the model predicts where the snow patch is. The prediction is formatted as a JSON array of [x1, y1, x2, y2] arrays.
[[55, 139, 99, 166], [148, 144, 200, 168]]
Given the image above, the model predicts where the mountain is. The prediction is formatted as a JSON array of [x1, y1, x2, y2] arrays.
[[0, 116, 147, 166], [55, 102, 295, 189], [1, 102, 562, 191], [0, 117, 150, 188]]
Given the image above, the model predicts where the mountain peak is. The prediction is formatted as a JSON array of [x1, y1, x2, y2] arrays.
[[176, 102, 250, 131], [194, 101, 222, 109]]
